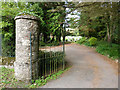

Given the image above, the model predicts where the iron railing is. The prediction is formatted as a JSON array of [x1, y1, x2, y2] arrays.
[[30, 32, 65, 83]]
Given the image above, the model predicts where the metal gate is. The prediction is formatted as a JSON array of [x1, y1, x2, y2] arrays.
[[30, 31, 65, 82]]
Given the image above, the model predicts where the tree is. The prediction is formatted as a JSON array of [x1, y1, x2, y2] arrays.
[[69, 2, 119, 44], [1, 2, 65, 56], [1, 2, 27, 56]]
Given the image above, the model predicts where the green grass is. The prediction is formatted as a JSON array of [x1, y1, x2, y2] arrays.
[[96, 41, 120, 60], [76, 37, 88, 45], [76, 38, 120, 61], [29, 67, 70, 88], [0, 66, 70, 89], [39, 41, 60, 46], [1, 49, 67, 88], [0, 67, 30, 89], [39, 41, 71, 47]]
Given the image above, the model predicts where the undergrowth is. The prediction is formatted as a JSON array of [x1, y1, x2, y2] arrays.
[[29, 67, 70, 88], [96, 41, 120, 60], [76, 37, 120, 61], [0, 67, 70, 89], [0, 67, 30, 89]]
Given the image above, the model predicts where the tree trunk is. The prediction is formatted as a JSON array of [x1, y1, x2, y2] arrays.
[[51, 35, 55, 42], [44, 32, 47, 43], [56, 28, 61, 42], [107, 23, 111, 43]]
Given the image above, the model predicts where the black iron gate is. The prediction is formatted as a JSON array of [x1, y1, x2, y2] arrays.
[[30, 31, 65, 82]]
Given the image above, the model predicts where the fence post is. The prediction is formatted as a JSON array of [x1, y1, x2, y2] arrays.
[[14, 15, 39, 82], [30, 32, 32, 84]]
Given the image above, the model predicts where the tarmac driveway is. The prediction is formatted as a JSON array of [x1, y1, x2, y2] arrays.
[[41, 44, 118, 88]]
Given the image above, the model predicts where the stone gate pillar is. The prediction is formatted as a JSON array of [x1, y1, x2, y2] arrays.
[[14, 15, 39, 82]]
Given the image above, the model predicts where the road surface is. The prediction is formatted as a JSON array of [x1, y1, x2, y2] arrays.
[[41, 44, 118, 88]]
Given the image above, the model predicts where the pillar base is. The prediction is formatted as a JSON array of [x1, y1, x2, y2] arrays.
[[14, 61, 31, 82]]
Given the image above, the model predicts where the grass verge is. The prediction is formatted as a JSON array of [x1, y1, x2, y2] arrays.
[[0, 67, 30, 89], [0, 66, 70, 89], [76, 38, 120, 61], [29, 67, 70, 88], [96, 41, 120, 60]]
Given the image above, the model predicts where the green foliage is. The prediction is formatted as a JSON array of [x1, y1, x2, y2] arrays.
[[72, 2, 119, 44], [39, 41, 46, 46], [1, 2, 65, 57], [77, 39, 120, 60], [83, 41, 91, 47], [29, 67, 70, 88], [17, 11, 44, 25], [0, 67, 30, 89], [1, 2, 26, 56], [96, 41, 120, 60], [88, 37, 97, 46], [39, 41, 60, 46], [0, 67, 70, 88], [76, 37, 87, 44], [98, 30, 106, 39]]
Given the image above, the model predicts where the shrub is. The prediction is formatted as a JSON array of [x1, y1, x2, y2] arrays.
[[50, 42, 59, 46], [96, 41, 120, 60], [65, 39, 68, 42], [88, 37, 97, 46], [84, 41, 90, 46], [39, 41, 46, 46], [77, 37, 87, 44], [39, 41, 60, 46]]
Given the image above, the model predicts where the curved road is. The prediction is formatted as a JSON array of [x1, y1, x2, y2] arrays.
[[41, 44, 118, 88]]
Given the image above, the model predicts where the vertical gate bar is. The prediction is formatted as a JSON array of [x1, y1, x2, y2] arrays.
[[35, 39, 36, 79], [56, 52, 58, 72], [52, 46, 54, 74], [55, 52, 57, 72], [35, 58, 36, 77], [36, 33, 38, 79], [42, 55, 43, 77], [56, 52, 57, 72], [44, 52, 45, 77], [50, 46, 51, 75], [54, 53, 56, 73], [37, 29, 39, 79], [34, 36, 36, 80], [43, 53, 45, 77], [37, 33, 38, 79], [34, 61, 37, 80], [50, 57, 51, 75], [45, 53, 46, 77], [53, 46, 55, 73], [30, 32, 32, 84], [63, 26, 65, 70], [52, 50, 53, 74], [36, 61, 38, 79], [54, 51, 55, 73], [48, 47, 49, 75]]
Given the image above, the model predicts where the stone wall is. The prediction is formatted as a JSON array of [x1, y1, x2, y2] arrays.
[[14, 15, 39, 82]]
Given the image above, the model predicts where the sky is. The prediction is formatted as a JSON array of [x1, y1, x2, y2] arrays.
[[66, 8, 80, 22]]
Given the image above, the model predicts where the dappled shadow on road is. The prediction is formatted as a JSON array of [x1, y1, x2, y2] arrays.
[[64, 58, 73, 69]]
